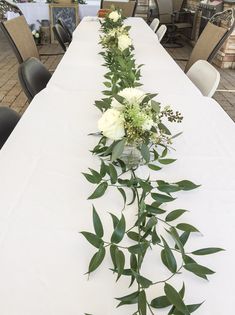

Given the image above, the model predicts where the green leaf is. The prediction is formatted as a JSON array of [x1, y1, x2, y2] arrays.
[[127, 231, 139, 242], [138, 290, 147, 315], [169, 227, 185, 255], [118, 187, 126, 207], [164, 283, 189, 315], [184, 263, 215, 276], [161, 238, 177, 273], [109, 164, 118, 184], [82, 172, 100, 184], [132, 271, 153, 288], [88, 246, 105, 273], [176, 223, 199, 233], [148, 164, 162, 171], [151, 100, 160, 113], [128, 242, 149, 255], [175, 180, 200, 191], [99, 160, 106, 178], [110, 244, 117, 269], [116, 291, 139, 307], [80, 232, 103, 248], [159, 122, 171, 135], [88, 182, 108, 199], [151, 296, 171, 309], [187, 302, 204, 312], [111, 139, 126, 161], [109, 213, 119, 229], [166, 209, 188, 222], [88, 168, 102, 182], [141, 143, 150, 163], [146, 203, 166, 214], [115, 249, 125, 280], [92, 206, 104, 238], [192, 247, 224, 255], [111, 214, 126, 244], [152, 227, 161, 244], [158, 159, 176, 165], [130, 253, 138, 271], [151, 193, 175, 203]]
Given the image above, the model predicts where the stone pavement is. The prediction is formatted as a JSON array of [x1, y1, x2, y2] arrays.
[[0, 27, 234, 119]]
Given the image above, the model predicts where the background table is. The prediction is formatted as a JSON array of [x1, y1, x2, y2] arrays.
[[0, 17, 234, 315], [6, 1, 101, 29]]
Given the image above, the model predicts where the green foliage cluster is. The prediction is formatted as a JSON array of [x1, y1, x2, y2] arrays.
[[82, 8, 223, 315]]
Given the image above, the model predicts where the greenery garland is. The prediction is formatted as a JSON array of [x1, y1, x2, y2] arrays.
[[82, 9, 223, 315]]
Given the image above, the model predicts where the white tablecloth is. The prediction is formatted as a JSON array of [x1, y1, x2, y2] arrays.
[[6, 1, 101, 29], [0, 17, 234, 315]]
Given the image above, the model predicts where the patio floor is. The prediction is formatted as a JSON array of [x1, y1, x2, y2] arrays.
[[0, 27, 234, 119]]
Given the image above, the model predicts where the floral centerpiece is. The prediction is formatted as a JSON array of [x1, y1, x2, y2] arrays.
[[97, 87, 182, 166], [81, 7, 223, 315]]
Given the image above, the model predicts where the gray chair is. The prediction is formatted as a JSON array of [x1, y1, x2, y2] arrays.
[[181, 9, 235, 72], [58, 18, 72, 42], [154, 0, 192, 47], [18, 57, 52, 102], [0, 16, 63, 65], [0, 106, 20, 149], [52, 23, 71, 52]]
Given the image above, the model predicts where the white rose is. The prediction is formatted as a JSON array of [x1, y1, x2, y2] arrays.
[[111, 88, 146, 110], [118, 34, 132, 51], [98, 108, 125, 141], [35, 33, 40, 38], [109, 11, 121, 22], [32, 30, 36, 35]]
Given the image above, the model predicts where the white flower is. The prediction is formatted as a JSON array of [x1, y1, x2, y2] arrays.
[[111, 88, 146, 110], [98, 108, 125, 140], [118, 34, 132, 51], [35, 33, 40, 38], [109, 11, 121, 22], [32, 30, 36, 35], [142, 118, 153, 131]]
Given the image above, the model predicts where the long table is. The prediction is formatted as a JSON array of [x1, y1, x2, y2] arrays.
[[0, 17, 234, 314]]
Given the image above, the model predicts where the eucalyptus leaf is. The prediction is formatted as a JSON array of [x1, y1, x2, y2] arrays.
[[141, 143, 150, 163], [111, 139, 126, 161]]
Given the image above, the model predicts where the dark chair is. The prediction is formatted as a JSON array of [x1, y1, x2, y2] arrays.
[[52, 24, 71, 52], [154, 0, 193, 48], [18, 57, 52, 102], [0, 16, 63, 65], [58, 18, 72, 42], [0, 106, 20, 149]]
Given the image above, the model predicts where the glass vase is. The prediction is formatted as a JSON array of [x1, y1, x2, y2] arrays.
[[120, 145, 144, 168]]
